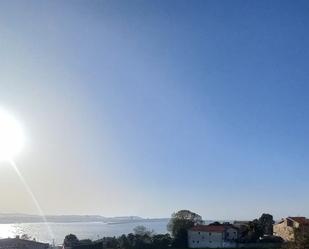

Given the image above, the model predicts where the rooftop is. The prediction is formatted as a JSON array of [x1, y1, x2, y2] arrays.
[[189, 225, 226, 233], [288, 217, 309, 225], [0, 238, 48, 246]]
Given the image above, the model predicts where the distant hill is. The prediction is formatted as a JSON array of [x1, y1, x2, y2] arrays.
[[0, 213, 168, 224]]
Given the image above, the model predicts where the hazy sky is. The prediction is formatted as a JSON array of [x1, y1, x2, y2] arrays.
[[0, 0, 309, 220]]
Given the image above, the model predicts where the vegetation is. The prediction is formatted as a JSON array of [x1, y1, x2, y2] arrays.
[[239, 213, 275, 242], [63, 234, 80, 247], [96, 229, 172, 249], [283, 227, 309, 249], [62, 209, 203, 249], [259, 214, 275, 236], [61, 211, 285, 249], [167, 210, 203, 248], [96, 208, 204, 249], [133, 225, 154, 236]]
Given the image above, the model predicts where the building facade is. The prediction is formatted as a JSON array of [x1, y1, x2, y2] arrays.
[[188, 224, 238, 248], [0, 238, 49, 249], [273, 217, 309, 241]]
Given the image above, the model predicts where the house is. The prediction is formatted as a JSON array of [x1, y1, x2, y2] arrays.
[[0, 238, 49, 249], [233, 221, 250, 229], [233, 221, 250, 238], [273, 217, 309, 241], [188, 224, 238, 248]]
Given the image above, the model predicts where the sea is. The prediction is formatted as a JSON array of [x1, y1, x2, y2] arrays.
[[0, 220, 169, 245]]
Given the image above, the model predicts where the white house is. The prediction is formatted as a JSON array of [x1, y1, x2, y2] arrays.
[[188, 224, 238, 248], [0, 238, 49, 249]]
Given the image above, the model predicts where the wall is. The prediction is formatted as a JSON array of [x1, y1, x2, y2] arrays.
[[188, 230, 223, 248], [273, 220, 294, 241], [225, 227, 238, 240]]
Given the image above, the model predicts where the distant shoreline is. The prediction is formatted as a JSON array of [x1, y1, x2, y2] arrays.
[[0, 214, 169, 224]]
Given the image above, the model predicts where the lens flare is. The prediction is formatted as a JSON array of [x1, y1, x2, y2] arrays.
[[0, 108, 54, 240], [0, 108, 25, 161], [9, 160, 54, 240]]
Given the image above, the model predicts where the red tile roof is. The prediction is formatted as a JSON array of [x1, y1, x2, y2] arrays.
[[189, 225, 225, 232], [289, 217, 309, 225]]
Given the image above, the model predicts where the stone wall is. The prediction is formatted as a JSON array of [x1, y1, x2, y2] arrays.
[[273, 220, 294, 241]]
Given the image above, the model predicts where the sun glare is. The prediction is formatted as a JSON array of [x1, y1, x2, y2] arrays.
[[0, 108, 25, 161]]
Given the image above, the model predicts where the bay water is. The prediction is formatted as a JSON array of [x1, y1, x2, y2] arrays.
[[0, 220, 169, 245]]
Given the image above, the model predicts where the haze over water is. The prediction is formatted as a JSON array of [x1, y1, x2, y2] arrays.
[[0, 220, 169, 245]]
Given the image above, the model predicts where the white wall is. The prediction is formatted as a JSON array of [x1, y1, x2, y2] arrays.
[[273, 220, 294, 241], [188, 231, 223, 248], [225, 227, 238, 240]]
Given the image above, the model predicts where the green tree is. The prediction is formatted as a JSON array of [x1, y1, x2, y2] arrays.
[[119, 234, 131, 249], [167, 210, 203, 248], [152, 234, 172, 249], [63, 234, 79, 247], [127, 233, 136, 248], [241, 219, 263, 242], [258, 213, 274, 235], [133, 225, 153, 236], [106, 237, 119, 248]]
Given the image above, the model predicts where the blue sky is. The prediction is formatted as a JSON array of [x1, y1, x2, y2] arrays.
[[0, 0, 309, 220]]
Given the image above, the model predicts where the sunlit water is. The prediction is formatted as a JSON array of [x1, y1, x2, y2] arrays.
[[0, 220, 169, 245], [2, 162, 168, 245], [9, 160, 54, 239]]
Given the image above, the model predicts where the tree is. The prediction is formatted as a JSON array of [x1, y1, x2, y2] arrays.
[[63, 234, 79, 247], [238, 214, 275, 243], [167, 210, 203, 248], [152, 234, 172, 249], [134, 234, 152, 249], [127, 233, 136, 248], [240, 219, 263, 242], [20, 234, 32, 240], [119, 234, 131, 249], [258, 213, 274, 235], [105, 237, 119, 248], [133, 225, 153, 236], [209, 221, 221, 226]]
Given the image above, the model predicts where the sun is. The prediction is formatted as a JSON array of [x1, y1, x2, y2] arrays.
[[0, 108, 25, 161]]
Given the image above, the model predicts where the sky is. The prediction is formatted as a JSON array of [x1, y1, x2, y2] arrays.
[[0, 0, 309, 220]]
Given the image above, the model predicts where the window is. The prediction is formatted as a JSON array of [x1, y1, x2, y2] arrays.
[[198, 232, 200, 235], [192, 240, 195, 243], [287, 219, 293, 227], [197, 241, 199, 243], [209, 232, 212, 236]]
